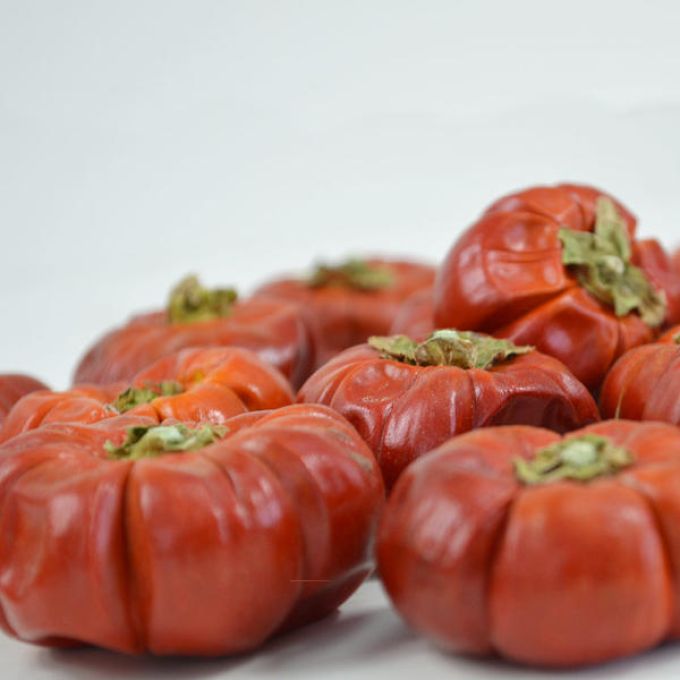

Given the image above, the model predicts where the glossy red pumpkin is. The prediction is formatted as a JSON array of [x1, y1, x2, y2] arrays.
[[256, 258, 434, 368], [0, 374, 48, 426], [1, 347, 293, 443], [298, 332, 599, 490], [434, 184, 680, 391], [378, 420, 680, 668], [600, 327, 680, 423], [74, 277, 315, 388], [389, 288, 435, 340], [0, 404, 384, 655]]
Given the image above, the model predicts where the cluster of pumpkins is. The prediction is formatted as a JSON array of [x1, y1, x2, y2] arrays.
[[2, 182, 680, 668]]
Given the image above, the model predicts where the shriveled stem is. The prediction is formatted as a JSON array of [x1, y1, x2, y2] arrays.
[[113, 381, 184, 413], [515, 434, 634, 485], [368, 330, 533, 369], [167, 275, 238, 324], [307, 259, 394, 291], [559, 197, 666, 327], [105, 424, 226, 460]]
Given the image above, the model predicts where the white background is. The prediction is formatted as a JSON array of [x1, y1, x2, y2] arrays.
[[2, 1, 680, 677]]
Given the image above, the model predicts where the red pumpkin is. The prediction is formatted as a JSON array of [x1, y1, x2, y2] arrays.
[[256, 258, 435, 368], [434, 184, 680, 391], [74, 276, 315, 388], [600, 330, 680, 423], [389, 288, 435, 340], [298, 330, 599, 489], [378, 420, 680, 668], [0, 374, 48, 426], [2, 347, 293, 444], [0, 404, 384, 655]]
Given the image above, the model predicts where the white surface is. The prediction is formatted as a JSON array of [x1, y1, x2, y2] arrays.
[[2, 0, 680, 389], [2, 1, 680, 677]]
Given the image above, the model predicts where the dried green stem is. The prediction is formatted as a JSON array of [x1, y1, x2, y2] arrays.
[[113, 381, 184, 413], [167, 275, 238, 324], [368, 330, 533, 369], [105, 424, 226, 460], [307, 259, 394, 291], [515, 434, 634, 485], [559, 197, 666, 327]]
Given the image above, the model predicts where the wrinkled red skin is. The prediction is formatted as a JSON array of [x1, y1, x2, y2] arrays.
[[73, 297, 316, 389], [256, 259, 435, 368], [378, 420, 680, 668], [0, 375, 48, 426], [298, 344, 599, 490], [0, 404, 384, 655], [1, 348, 294, 444], [600, 326, 680, 423], [434, 184, 680, 392], [389, 288, 435, 340], [634, 239, 680, 325]]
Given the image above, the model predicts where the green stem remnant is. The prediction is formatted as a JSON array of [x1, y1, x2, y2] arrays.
[[307, 259, 394, 291], [113, 381, 184, 413], [515, 434, 634, 485], [167, 275, 238, 324], [558, 197, 666, 327], [105, 424, 226, 460], [368, 330, 533, 369]]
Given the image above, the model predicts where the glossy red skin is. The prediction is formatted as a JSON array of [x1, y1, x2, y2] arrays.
[[255, 259, 435, 368], [600, 337, 680, 423], [0, 404, 384, 655], [1, 348, 294, 444], [378, 420, 680, 668], [434, 184, 680, 392], [298, 343, 599, 490], [0, 375, 48, 426], [389, 288, 435, 340], [73, 297, 315, 389]]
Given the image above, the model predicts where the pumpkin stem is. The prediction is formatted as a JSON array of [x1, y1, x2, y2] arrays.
[[105, 424, 226, 460], [167, 275, 238, 324], [307, 259, 394, 291], [113, 381, 184, 414], [368, 330, 533, 369], [558, 197, 666, 327], [515, 434, 634, 485]]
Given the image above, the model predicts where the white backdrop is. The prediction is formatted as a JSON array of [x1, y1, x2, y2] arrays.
[[2, 1, 680, 677], [2, 0, 680, 387]]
